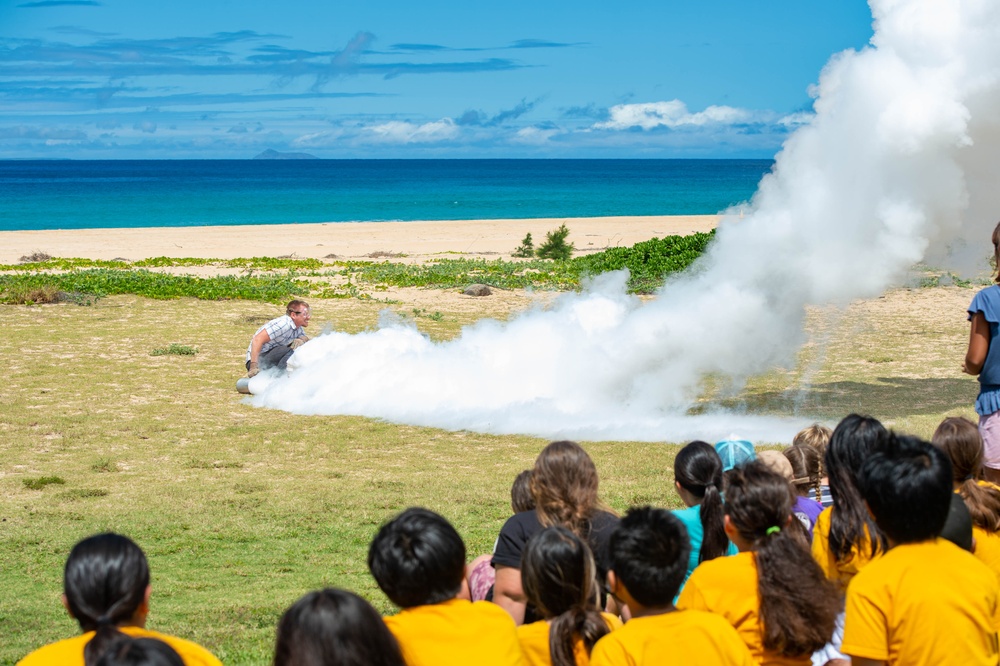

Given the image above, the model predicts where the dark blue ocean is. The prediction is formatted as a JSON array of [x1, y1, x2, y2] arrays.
[[0, 159, 773, 231]]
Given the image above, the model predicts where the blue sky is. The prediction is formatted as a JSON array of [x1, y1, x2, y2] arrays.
[[0, 1, 874, 158]]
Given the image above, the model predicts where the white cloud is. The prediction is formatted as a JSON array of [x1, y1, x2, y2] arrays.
[[367, 118, 459, 143], [512, 126, 561, 144], [594, 100, 752, 130], [778, 111, 814, 127]]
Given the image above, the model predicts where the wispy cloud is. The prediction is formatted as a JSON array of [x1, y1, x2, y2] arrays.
[[456, 97, 541, 127], [18, 1, 100, 7], [0, 31, 528, 87], [593, 100, 752, 130], [386, 39, 583, 54]]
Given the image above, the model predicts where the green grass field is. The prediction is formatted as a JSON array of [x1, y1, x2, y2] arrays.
[[0, 283, 981, 664]]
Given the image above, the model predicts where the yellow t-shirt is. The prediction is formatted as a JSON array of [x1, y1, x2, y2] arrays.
[[974, 526, 1000, 583], [517, 612, 622, 666], [384, 598, 525, 666], [842, 538, 1000, 665], [17, 625, 222, 666], [676, 551, 808, 666], [589, 610, 754, 666], [811, 506, 879, 592]]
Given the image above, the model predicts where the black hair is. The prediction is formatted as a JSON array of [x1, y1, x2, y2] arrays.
[[940, 493, 974, 552], [857, 433, 953, 544], [521, 527, 609, 666], [93, 638, 184, 666], [367, 507, 466, 608], [273, 588, 405, 666], [725, 462, 839, 657], [673, 441, 729, 563], [825, 414, 889, 561], [62, 533, 151, 666], [606, 506, 689, 608]]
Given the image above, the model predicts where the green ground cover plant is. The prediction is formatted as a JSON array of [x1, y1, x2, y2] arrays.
[[0, 232, 722, 305], [151, 343, 199, 356]]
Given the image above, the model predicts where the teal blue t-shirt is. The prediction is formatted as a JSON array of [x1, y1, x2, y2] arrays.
[[672, 504, 738, 595]]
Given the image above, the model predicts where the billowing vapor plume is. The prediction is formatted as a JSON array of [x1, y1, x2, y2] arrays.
[[251, 0, 1000, 442]]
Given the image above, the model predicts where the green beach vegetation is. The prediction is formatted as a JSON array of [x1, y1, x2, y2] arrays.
[[0, 231, 716, 306]]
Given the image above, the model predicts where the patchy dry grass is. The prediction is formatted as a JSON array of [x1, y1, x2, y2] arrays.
[[0, 284, 981, 665]]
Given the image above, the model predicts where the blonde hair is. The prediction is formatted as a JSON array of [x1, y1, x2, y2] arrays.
[[792, 424, 832, 466]]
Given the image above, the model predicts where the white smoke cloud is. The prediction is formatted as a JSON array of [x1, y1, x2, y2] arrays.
[[250, 0, 1000, 442]]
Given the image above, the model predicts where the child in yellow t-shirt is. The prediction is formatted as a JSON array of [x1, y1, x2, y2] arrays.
[[932, 416, 1000, 581], [17, 533, 221, 666], [842, 432, 1000, 666], [677, 462, 840, 666], [811, 415, 889, 592], [368, 507, 525, 666], [589, 506, 753, 666], [517, 526, 621, 666]]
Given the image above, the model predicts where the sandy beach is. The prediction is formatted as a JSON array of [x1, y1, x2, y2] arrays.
[[0, 215, 718, 264]]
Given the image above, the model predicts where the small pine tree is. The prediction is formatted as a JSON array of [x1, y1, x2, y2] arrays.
[[536, 224, 574, 261], [512, 232, 535, 258]]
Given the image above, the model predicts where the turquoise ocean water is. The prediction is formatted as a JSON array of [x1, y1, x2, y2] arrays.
[[0, 159, 773, 231]]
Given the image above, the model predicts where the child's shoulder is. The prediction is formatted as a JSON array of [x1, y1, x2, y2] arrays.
[[970, 284, 1000, 311]]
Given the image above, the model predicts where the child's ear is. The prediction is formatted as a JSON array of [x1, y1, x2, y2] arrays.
[[606, 570, 619, 595], [723, 514, 738, 540], [62, 594, 74, 618], [863, 500, 876, 522]]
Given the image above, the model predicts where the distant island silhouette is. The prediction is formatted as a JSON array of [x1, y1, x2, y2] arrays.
[[253, 149, 318, 160]]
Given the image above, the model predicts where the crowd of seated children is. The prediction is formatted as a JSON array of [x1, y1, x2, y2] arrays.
[[17, 533, 222, 666], [21, 420, 1000, 666], [677, 460, 840, 665], [591, 506, 753, 666], [517, 526, 619, 666]]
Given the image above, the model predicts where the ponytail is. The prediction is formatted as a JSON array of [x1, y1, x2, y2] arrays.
[[548, 606, 610, 666], [521, 526, 610, 666], [961, 480, 1000, 532], [725, 462, 840, 657], [62, 534, 150, 666], [674, 441, 729, 562]]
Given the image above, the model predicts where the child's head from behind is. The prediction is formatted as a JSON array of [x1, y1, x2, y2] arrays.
[[783, 444, 822, 498], [273, 588, 405, 666], [792, 424, 832, 459], [510, 469, 535, 514], [93, 638, 183, 666], [674, 440, 723, 497], [607, 506, 690, 608], [521, 526, 597, 618], [859, 433, 953, 544], [722, 461, 797, 545], [64, 533, 150, 632], [367, 507, 466, 608], [531, 441, 601, 532], [931, 416, 982, 485], [826, 414, 886, 504]]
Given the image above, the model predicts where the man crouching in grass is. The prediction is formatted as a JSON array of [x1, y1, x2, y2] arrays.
[[245, 299, 310, 377]]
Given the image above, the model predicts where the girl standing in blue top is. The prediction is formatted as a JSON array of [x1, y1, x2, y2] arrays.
[[965, 221, 1000, 485]]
